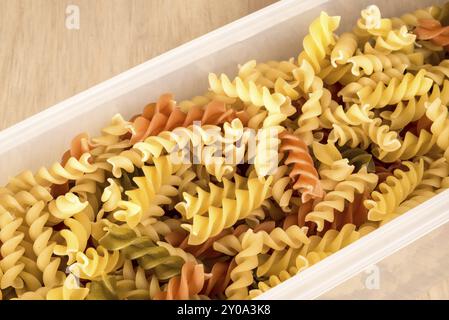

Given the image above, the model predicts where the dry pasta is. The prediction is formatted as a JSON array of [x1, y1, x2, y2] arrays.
[[2, 3, 449, 301]]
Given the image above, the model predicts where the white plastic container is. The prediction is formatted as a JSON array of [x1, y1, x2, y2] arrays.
[[320, 221, 449, 300], [1, 0, 448, 299]]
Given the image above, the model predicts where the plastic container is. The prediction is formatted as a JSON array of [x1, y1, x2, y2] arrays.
[[1, 0, 448, 299], [320, 221, 449, 300]]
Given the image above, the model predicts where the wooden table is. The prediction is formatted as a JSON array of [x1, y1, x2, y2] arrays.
[[0, 0, 275, 130], [1, 0, 448, 300]]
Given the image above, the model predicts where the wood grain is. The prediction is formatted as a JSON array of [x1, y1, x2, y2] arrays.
[[1, 0, 448, 300], [0, 0, 276, 130]]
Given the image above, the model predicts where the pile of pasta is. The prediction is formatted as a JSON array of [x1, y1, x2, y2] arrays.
[[2, 3, 449, 300]]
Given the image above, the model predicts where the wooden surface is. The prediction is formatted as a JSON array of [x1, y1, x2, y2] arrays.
[[0, 0, 276, 130], [1, 0, 448, 300]]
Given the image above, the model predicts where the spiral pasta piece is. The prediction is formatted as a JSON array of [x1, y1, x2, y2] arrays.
[[431, 79, 449, 106], [0, 208, 26, 291], [291, 59, 331, 144], [361, 117, 401, 152], [48, 192, 89, 221], [69, 169, 105, 214], [295, 89, 325, 144], [340, 70, 434, 107], [208, 73, 286, 114], [171, 224, 254, 260], [237, 60, 301, 101], [415, 18, 449, 48], [331, 32, 358, 67], [394, 189, 438, 218], [367, 69, 407, 83], [24, 201, 65, 289], [111, 118, 250, 179], [270, 165, 295, 212], [328, 124, 371, 149], [129, 93, 244, 144], [280, 132, 323, 202], [365, 159, 425, 222], [374, 25, 416, 53], [312, 141, 355, 191], [225, 230, 263, 300], [257, 247, 308, 279], [65, 132, 92, 161], [89, 114, 133, 150], [154, 262, 206, 300], [392, 5, 440, 28], [35, 153, 97, 186], [110, 156, 184, 228], [13, 157, 94, 206], [318, 63, 355, 85], [204, 119, 254, 180], [328, 189, 371, 231], [85, 275, 121, 300], [53, 207, 92, 264], [0, 196, 41, 295], [117, 260, 161, 300], [238, 59, 297, 87], [6, 171, 41, 194], [86, 260, 162, 300], [373, 130, 436, 163], [297, 11, 341, 74], [320, 103, 372, 128], [176, 175, 246, 220], [214, 224, 309, 256], [347, 53, 410, 77], [419, 157, 449, 190], [354, 5, 393, 38], [425, 98, 449, 160], [201, 260, 235, 298], [177, 174, 272, 245], [13, 185, 53, 209], [69, 246, 123, 281], [395, 157, 449, 216], [304, 223, 376, 262], [98, 223, 185, 280], [177, 88, 239, 109], [156, 241, 197, 264], [306, 168, 378, 231], [248, 265, 304, 298], [106, 128, 194, 178], [293, 58, 324, 94], [340, 147, 375, 173], [380, 93, 435, 130], [416, 60, 449, 85], [259, 225, 310, 252]]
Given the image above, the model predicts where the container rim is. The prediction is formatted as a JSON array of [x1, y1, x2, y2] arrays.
[[0, 0, 327, 153]]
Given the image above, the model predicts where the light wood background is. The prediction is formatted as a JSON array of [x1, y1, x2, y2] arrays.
[[1, 0, 448, 300], [0, 0, 276, 130]]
